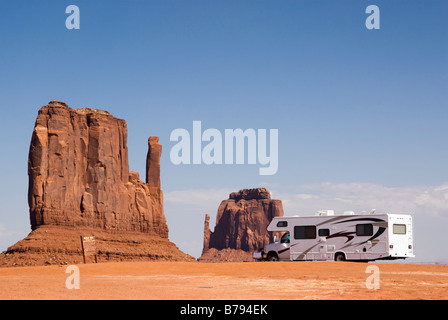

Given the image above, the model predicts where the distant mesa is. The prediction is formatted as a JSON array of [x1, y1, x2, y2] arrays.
[[199, 188, 284, 262], [0, 100, 194, 267]]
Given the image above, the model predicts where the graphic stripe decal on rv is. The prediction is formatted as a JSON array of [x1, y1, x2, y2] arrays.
[[329, 217, 387, 249], [333, 217, 386, 224], [340, 227, 386, 249], [364, 227, 386, 244], [278, 246, 291, 254], [322, 217, 386, 244], [294, 243, 319, 260], [326, 231, 356, 243]]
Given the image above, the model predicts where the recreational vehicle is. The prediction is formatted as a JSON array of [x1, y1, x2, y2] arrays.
[[253, 210, 414, 262]]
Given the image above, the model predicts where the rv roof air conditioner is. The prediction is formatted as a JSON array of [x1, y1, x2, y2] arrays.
[[316, 210, 334, 216]]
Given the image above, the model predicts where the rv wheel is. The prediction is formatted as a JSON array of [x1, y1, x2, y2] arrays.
[[334, 253, 346, 261], [267, 253, 279, 261]]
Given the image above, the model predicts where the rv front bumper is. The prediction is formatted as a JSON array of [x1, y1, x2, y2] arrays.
[[253, 252, 263, 260], [253, 251, 267, 260]]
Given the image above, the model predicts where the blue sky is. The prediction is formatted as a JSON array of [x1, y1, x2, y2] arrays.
[[0, 1, 447, 261]]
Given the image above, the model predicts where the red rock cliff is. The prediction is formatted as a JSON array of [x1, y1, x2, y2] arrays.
[[28, 100, 167, 236], [200, 188, 283, 261], [1, 101, 193, 266]]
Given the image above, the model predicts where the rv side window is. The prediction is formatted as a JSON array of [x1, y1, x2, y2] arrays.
[[393, 224, 406, 234], [280, 232, 290, 243], [294, 226, 316, 239], [356, 224, 373, 236], [318, 229, 330, 237], [277, 221, 288, 227]]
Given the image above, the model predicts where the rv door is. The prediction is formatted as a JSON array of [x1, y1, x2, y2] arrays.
[[290, 225, 317, 260]]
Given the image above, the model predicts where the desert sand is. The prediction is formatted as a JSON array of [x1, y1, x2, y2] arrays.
[[0, 261, 446, 300]]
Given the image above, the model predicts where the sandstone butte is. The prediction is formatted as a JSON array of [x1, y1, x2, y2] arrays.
[[199, 188, 284, 262], [0, 100, 194, 267]]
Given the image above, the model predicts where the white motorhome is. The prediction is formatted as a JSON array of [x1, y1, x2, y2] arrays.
[[253, 210, 414, 262]]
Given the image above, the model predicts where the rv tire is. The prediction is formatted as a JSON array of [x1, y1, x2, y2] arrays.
[[334, 252, 346, 261], [267, 252, 279, 261]]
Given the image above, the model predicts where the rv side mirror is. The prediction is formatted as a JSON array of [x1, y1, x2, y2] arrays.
[[273, 236, 277, 242]]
